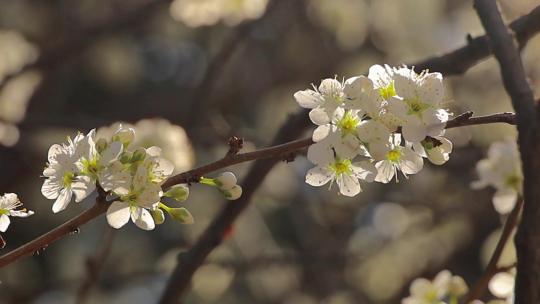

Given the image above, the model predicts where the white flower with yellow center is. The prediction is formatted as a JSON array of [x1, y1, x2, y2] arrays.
[[106, 164, 162, 231], [412, 136, 453, 165], [402, 270, 465, 304], [41, 132, 96, 213], [373, 134, 423, 183], [295, 78, 360, 124], [472, 140, 522, 214], [310, 107, 364, 158], [0, 193, 33, 232], [305, 150, 376, 197], [386, 67, 449, 143]]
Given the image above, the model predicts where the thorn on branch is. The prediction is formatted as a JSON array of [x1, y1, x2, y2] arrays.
[[226, 136, 244, 157]]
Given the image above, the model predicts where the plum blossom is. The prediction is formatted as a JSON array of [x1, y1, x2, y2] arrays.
[[0, 193, 33, 232], [472, 140, 522, 214], [41, 132, 96, 213], [402, 270, 468, 304], [386, 67, 449, 143], [373, 134, 423, 183], [305, 150, 376, 197]]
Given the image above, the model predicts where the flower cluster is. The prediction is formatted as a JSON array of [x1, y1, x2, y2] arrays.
[[0, 193, 33, 232], [402, 270, 468, 304], [296, 64, 453, 196], [472, 140, 522, 214], [41, 126, 195, 230]]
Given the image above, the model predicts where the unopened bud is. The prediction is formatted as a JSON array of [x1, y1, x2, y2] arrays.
[[131, 148, 146, 163], [112, 125, 135, 147], [215, 172, 237, 190], [164, 185, 189, 202], [167, 207, 194, 224], [223, 185, 242, 200], [150, 208, 165, 225], [96, 138, 108, 154]]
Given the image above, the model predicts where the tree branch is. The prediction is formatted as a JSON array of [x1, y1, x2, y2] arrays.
[[464, 199, 523, 303], [0, 195, 109, 268], [474, 1, 539, 302], [0, 111, 518, 269], [412, 4, 540, 75]]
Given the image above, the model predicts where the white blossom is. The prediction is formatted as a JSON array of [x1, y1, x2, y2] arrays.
[[386, 67, 449, 143], [412, 136, 453, 165], [305, 151, 376, 197], [0, 193, 33, 232], [402, 270, 467, 304], [373, 134, 423, 183], [472, 140, 522, 214], [41, 132, 96, 213]]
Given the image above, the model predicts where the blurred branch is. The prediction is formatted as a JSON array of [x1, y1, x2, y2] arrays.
[[184, 0, 280, 129], [463, 199, 523, 303], [474, 1, 539, 303], [75, 227, 117, 304], [0, 0, 171, 91], [413, 4, 540, 75], [0, 111, 518, 269]]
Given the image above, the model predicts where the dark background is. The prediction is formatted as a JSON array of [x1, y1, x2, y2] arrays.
[[0, 0, 538, 303]]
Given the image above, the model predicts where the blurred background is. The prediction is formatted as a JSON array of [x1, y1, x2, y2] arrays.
[[0, 0, 538, 303]]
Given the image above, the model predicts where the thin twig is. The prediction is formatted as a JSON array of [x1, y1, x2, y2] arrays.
[[75, 227, 117, 304], [474, 0, 539, 302], [463, 199, 523, 303]]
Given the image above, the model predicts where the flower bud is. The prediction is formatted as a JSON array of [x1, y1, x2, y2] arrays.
[[131, 147, 146, 163], [150, 208, 165, 225], [96, 138, 108, 154], [112, 125, 135, 147], [167, 207, 194, 224], [164, 185, 189, 202], [215, 172, 237, 190], [223, 185, 242, 200]]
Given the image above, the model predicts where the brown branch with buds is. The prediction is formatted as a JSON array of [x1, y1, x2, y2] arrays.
[[0, 111, 517, 268]]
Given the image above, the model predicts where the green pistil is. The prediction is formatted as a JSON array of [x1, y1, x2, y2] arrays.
[[505, 175, 521, 190], [62, 171, 75, 187], [0, 209, 8, 215], [81, 158, 100, 177], [421, 137, 443, 151], [386, 149, 401, 163], [405, 97, 430, 116], [337, 112, 360, 136], [329, 158, 352, 176], [379, 81, 396, 100]]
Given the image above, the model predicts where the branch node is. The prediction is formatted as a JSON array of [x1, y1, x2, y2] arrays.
[[226, 136, 244, 157]]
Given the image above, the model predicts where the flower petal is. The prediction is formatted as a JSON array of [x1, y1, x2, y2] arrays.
[[402, 123, 428, 143], [294, 89, 322, 109], [0, 214, 10, 232], [41, 178, 61, 199], [72, 176, 96, 203], [52, 188, 73, 213], [352, 161, 377, 182], [106, 201, 131, 229], [130, 207, 155, 231], [305, 166, 333, 187], [100, 141, 123, 164], [400, 147, 424, 175], [312, 125, 330, 142], [375, 160, 395, 184], [493, 188, 518, 214], [338, 174, 361, 197], [309, 108, 331, 125]]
